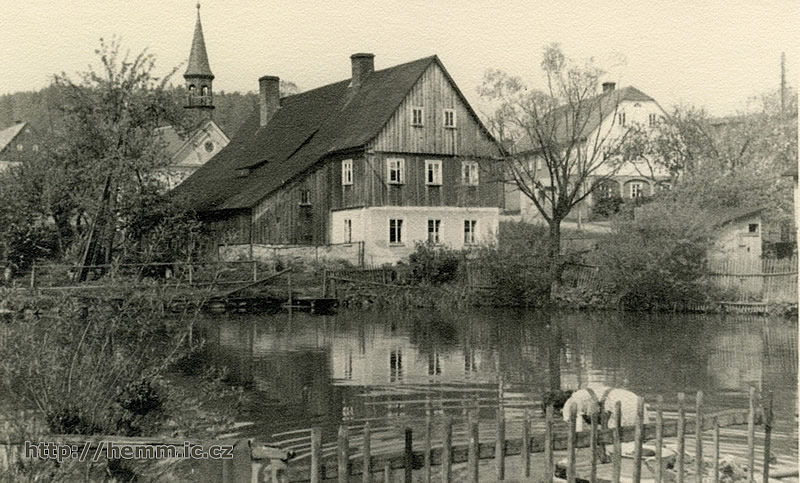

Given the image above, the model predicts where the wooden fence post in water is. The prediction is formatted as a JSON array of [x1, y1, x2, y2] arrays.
[[567, 403, 577, 483], [590, 408, 599, 483], [633, 397, 645, 483], [521, 408, 532, 481], [469, 414, 479, 483], [404, 427, 413, 483], [695, 391, 704, 483], [763, 391, 773, 483], [655, 395, 664, 483], [311, 427, 322, 483], [338, 425, 350, 483], [677, 392, 686, 483], [363, 422, 372, 483], [441, 417, 452, 483], [496, 407, 505, 481], [713, 417, 720, 483], [425, 406, 432, 483], [613, 401, 622, 483], [748, 387, 756, 483]]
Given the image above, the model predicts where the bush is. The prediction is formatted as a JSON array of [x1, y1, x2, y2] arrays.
[[591, 200, 718, 309], [475, 222, 552, 306], [408, 242, 464, 285], [591, 195, 624, 220]]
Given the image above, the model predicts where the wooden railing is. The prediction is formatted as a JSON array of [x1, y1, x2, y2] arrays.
[[1, 390, 789, 482], [285, 390, 778, 483], [7, 260, 264, 290]]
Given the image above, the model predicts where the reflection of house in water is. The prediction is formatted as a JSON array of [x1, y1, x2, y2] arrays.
[[214, 322, 335, 418]]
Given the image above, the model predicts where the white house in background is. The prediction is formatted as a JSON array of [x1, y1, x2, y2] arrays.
[[505, 83, 671, 223], [155, 120, 229, 190], [0, 121, 40, 173]]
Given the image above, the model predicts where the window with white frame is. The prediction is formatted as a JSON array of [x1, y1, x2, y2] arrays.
[[411, 107, 424, 127], [387, 158, 405, 184], [341, 159, 353, 185], [648, 113, 657, 127], [630, 182, 643, 198], [461, 161, 479, 185], [428, 219, 441, 244], [443, 109, 456, 128], [343, 219, 352, 243], [426, 160, 442, 185], [618, 112, 626, 127], [464, 220, 477, 244], [300, 189, 311, 205], [389, 219, 403, 244]]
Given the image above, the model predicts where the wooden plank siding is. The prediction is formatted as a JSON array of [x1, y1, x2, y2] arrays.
[[368, 62, 498, 158], [245, 62, 504, 246]]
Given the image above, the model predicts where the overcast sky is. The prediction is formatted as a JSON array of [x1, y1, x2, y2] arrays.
[[3, 0, 798, 116]]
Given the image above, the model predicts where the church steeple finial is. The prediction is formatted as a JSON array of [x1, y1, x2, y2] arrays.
[[184, 2, 214, 111]]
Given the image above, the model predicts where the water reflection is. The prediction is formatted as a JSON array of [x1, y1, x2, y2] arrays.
[[197, 309, 797, 455]]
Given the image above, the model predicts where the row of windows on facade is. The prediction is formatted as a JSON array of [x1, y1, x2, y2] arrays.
[[617, 112, 661, 127], [386, 349, 478, 382], [341, 158, 480, 187], [410, 107, 456, 128], [593, 180, 670, 199], [341, 218, 478, 245], [15, 144, 39, 152]]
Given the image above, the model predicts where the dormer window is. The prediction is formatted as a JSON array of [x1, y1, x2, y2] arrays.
[[236, 168, 250, 177], [411, 107, 424, 127], [443, 109, 456, 128]]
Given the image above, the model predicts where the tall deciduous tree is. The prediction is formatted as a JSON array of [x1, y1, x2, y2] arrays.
[[47, 38, 187, 277], [478, 44, 629, 298]]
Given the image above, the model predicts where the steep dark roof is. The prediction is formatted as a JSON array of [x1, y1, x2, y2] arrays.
[[175, 55, 484, 213], [709, 206, 765, 226], [515, 86, 656, 153], [184, 7, 214, 79]]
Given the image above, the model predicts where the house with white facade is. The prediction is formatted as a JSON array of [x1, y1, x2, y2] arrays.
[[174, 53, 505, 265], [156, 120, 229, 190], [506, 83, 671, 223]]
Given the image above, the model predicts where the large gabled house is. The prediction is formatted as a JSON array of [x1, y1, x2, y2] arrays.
[[0, 121, 41, 173], [175, 54, 504, 265], [505, 83, 671, 223]]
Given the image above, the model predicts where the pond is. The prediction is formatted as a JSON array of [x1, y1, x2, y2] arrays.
[[195, 308, 798, 463]]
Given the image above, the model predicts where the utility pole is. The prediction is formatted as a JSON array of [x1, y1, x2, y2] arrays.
[[781, 52, 786, 119]]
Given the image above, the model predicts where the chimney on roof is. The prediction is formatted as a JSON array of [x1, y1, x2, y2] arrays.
[[350, 53, 375, 88], [259, 75, 280, 127], [602, 82, 616, 93]]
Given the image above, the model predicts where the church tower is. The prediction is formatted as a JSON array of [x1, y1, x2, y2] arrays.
[[184, 2, 214, 113]]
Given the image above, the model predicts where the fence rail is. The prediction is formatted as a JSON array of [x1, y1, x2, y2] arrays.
[[6, 260, 264, 290]]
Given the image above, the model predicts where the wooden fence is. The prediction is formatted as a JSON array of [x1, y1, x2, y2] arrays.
[[1, 391, 790, 482], [283, 390, 778, 483], [5, 260, 263, 290], [708, 257, 797, 303]]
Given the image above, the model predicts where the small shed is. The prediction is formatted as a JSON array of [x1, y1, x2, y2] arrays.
[[708, 206, 764, 269]]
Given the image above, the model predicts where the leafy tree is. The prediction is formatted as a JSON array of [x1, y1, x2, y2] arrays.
[[592, 200, 718, 309], [620, 88, 797, 231], [478, 44, 629, 299]]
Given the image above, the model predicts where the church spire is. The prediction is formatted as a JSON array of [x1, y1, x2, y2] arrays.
[[184, 2, 215, 111]]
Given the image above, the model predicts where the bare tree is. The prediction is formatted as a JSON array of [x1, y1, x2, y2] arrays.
[[478, 44, 630, 298]]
